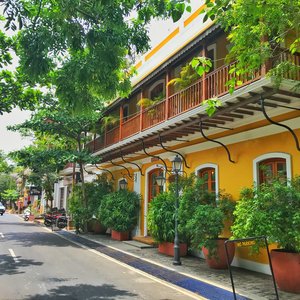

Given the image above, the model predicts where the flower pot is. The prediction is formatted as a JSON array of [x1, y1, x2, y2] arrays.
[[271, 249, 300, 293], [202, 238, 235, 269], [111, 230, 129, 241], [93, 220, 107, 234], [158, 242, 188, 257]]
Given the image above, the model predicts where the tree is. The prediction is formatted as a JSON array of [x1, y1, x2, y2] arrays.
[[200, 0, 300, 82], [9, 103, 101, 229], [1, 0, 193, 111]]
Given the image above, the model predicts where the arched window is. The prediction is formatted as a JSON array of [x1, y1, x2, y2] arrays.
[[148, 168, 164, 202], [123, 104, 129, 122], [253, 153, 291, 185], [195, 164, 218, 194], [148, 79, 165, 101], [198, 168, 216, 193]]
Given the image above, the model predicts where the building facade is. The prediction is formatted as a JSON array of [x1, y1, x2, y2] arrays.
[[59, 2, 300, 274]]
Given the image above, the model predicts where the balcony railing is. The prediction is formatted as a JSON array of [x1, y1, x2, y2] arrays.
[[85, 52, 299, 153]]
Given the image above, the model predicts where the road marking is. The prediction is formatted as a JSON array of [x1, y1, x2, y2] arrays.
[[8, 248, 20, 263], [0, 232, 4, 238]]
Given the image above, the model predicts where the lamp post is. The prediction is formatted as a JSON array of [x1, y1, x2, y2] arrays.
[[119, 178, 128, 190], [172, 155, 182, 265], [155, 156, 183, 265]]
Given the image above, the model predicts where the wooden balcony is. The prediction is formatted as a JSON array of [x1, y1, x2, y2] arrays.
[[85, 51, 300, 154]]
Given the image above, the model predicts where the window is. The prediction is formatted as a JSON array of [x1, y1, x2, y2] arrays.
[[148, 80, 165, 101], [198, 167, 216, 193], [148, 168, 164, 202], [253, 153, 291, 186], [259, 158, 287, 184], [59, 188, 64, 209], [123, 104, 129, 121], [207, 44, 216, 71]]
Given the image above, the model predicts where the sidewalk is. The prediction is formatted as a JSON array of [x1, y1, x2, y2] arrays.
[[53, 229, 298, 300]]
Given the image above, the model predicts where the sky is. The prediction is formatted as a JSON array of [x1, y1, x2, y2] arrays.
[[0, 1, 201, 154]]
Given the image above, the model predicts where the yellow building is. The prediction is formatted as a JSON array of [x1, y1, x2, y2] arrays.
[[79, 3, 300, 275]]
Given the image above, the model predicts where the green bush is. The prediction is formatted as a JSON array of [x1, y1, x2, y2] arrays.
[[147, 192, 176, 243], [99, 189, 140, 232], [232, 177, 300, 253]]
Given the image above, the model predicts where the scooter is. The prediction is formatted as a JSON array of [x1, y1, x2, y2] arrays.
[[23, 207, 31, 221], [44, 208, 68, 230]]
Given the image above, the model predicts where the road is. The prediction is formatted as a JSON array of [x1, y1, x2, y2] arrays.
[[0, 214, 199, 300]]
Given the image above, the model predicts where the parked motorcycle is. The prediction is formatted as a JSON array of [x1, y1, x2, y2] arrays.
[[44, 208, 68, 230]]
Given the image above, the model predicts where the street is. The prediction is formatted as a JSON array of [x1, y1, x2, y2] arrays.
[[0, 214, 198, 300]]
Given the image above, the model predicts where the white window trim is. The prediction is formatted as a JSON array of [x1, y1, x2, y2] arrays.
[[253, 152, 292, 186], [195, 163, 219, 196], [148, 79, 165, 99], [144, 164, 165, 236]]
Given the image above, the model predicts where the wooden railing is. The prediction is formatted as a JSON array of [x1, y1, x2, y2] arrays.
[[122, 114, 140, 139], [89, 53, 299, 153]]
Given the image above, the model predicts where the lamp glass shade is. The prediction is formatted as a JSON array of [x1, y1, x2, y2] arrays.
[[119, 179, 128, 190], [155, 175, 166, 187], [172, 155, 182, 173]]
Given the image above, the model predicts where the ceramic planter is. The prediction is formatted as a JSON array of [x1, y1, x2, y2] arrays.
[[202, 238, 235, 269], [111, 230, 129, 241], [158, 242, 188, 257], [271, 249, 300, 293], [29, 215, 35, 221]]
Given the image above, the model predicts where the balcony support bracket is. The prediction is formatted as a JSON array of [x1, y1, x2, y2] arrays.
[[158, 134, 190, 168], [260, 97, 300, 151], [141, 140, 169, 172], [200, 121, 235, 163], [94, 164, 115, 181], [110, 160, 132, 179], [120, 150, 144, 176]]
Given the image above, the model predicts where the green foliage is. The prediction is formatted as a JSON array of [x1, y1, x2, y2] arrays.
[[232, 177, 300, 253], [99, 189, 140, 232], [179, 176, 235, 256], [0, 173, 16, 200], [1, 189, 19, 202], [168, 63, 200, 90], [202, 98, 222, 117], [85, 175, 113, 220], [68, 185, 88, 232], [147, 192, 176, 243], [202, 0, 300, 83]]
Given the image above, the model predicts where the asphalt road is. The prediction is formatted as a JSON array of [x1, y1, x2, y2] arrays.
[[0, 214, 199, 300]]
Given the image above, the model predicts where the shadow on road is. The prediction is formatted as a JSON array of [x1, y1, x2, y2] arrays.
[[23, 283, 138, 299], [4, 231, 82, 248], [0, 254, 43, 276]]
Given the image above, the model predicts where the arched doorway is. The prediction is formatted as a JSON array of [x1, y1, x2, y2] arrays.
[[144, 166, 164, 236]]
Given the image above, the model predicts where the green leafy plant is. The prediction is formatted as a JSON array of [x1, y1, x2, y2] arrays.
[[99, 189, 140, 232], [180, 177, 235, 257], [147, 192, 176, 243], [232, 177, 300, 253]]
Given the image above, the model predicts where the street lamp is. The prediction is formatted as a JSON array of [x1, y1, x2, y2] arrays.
[[172, 155, 182, 265], [119, 178, 128, 190], [155, 174, 166, 187]]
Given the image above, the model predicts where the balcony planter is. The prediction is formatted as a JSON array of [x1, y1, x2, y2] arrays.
[[158, 242, 187, 257], [202, 238, 235, 269], [111, 230, 129, 241]]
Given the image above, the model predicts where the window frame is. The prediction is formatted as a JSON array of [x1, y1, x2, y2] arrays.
[[195, 163, 219, 195], [253, 152, 291, 186]]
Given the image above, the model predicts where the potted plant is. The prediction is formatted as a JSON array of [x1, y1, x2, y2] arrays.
[[98, 189, 140, 241], [181, 177, 236, 269], [148, 191, 187, 257], [232, 176, 300, 293], [86, 176, 113, 234]]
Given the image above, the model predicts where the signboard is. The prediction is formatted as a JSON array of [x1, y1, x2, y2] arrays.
[[29, 186, 41, 195]]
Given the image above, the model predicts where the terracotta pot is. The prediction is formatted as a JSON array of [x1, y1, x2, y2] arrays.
[[158, 242, 188, 257], [202, 238, 235, 269], [93, 221, 107, 234], [271, 249, 300, 293], [29, 215, 35, 221], [111, 230, 129, 241]]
